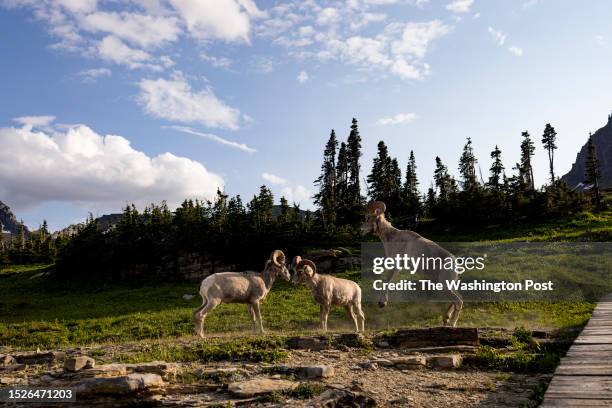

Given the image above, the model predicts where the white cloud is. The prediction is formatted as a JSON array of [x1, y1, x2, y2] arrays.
[[0, 121, 224, 209], [97, 35, 157, 70], [137, 74, 242, 130], [508, 45, 523, 56], [251, 56, 275, 73], [77, 67, 111, 83], [377, 112, 417, 126], [81, 11, 181, 49], [262, 173, 287, 185], [13, 115, 56, 128], [55, 0, 97, 14], [446, 0, 474, 13], [297, 70, 309, 83], [317, 7, 339, 25], [281, 184, 311, 205], [595, 35, 607, 48], [487, 26, 506, 46], [169, 125, 256, 153], [261, 172, 311, 205], [392, 20, 452, 59], [201, 53, 233, 68], [169, 0, 264, 43]]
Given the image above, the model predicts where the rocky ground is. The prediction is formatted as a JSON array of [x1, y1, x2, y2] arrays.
[[0, 329, 551, 407]]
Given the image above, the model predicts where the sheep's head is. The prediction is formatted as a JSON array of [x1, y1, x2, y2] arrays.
[[361, 201, 386, 235], [290, 255, 302, 285], [292, 258, 316, 284], [267, 249, 291, 281]]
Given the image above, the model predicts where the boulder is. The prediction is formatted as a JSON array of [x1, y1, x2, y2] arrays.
[[1, 364, 26, 372], [428, 355, 463, 369], [228, 378, 298, 397], [64, 356, 95, 372], [74, 373, 164, 395]]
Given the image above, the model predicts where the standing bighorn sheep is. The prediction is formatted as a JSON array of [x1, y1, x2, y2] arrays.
[[291, 256, 365, 332], [193, 250, 290, 337], [361, 201, 463, 327]]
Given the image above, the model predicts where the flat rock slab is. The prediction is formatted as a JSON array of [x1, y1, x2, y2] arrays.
[[286, 336, 331, 351], [74, 373, 164, 395], [13, 351, 65, 365], [427, 355, 463, 369], [228, 378, 298, 397], [382, 327, 479, 348]]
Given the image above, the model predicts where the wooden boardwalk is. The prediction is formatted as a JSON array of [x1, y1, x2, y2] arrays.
[[541, 293, 612, 407]]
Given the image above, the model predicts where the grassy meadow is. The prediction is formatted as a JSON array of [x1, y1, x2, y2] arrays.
[[1, 210, 611, 350]]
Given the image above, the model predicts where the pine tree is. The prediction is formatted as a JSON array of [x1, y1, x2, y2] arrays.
[[346, 118, 363, 207], [584, 132, 602, 206], [367, 141, 391, 201], [313, 130, 338, 228], [335, 142, 349, 211], [433, 157, 454, 202], [520, 131, 535, 190], [18, 221, 25, 250], [458, 137, 478, 191], [425, 184, 436, 216], [488, 145, 504, 190], [367, 141, 402, 213], [279, 196, 290, 223], [542, 123, 558, 183]]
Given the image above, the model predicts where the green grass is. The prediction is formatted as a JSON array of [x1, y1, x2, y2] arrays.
[[0, 210, 610, 349]]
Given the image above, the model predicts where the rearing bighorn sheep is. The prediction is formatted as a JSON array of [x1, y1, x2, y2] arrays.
[[193, 250, 290, 337], [361, 201, 463, 327], [291, 256, 365, 332]]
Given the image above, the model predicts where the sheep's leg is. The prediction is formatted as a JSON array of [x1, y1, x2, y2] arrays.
[[319, 304, 329, 332], [354, 303, 366, 332], [194, 299, 220, 338], [449, 291, 463, 327], [442, 289, 463, 327], [252, 301, 265, 334], [193, 299, 208, 337], [346, 305, 359, 333]]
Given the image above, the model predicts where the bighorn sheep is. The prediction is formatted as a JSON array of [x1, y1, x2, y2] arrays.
[[291, 256, 365, 332], [193, 250, 291, 337], [361, 201, 463, 327]]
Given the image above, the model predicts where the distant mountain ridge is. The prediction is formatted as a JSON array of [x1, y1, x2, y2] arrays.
[[562, 113, 612, 190], [0, 200, 26, 235]]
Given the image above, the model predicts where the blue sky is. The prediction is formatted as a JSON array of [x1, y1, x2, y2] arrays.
[[1, 0, 611, 231]]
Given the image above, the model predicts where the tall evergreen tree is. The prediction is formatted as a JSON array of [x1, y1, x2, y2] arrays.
[[488, 145, 504, 190], [520, 131, 535, 190], [279, 196, 290, 223], [346, 118, 363, 207], [542, 123, 558, 183], [313, 129, 338, 228], [335, 141, 349, 210], [433, 157, 454, 202], [403, 151, 419, 200], [458, 137, 478, 191], [584, 132, 602, 206], [367, 141, 391, 201]]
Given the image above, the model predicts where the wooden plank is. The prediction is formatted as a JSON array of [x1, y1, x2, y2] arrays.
[[542, 293, 612, 405], [541, 398, 612, 407], [556, 365, 612, 375]]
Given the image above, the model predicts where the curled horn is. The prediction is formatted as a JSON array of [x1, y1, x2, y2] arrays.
[[271, 250, 286, 267], [297, 259, 317, 275], [367, 201, 386, 215]]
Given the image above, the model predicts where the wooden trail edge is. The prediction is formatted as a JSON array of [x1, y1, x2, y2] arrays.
[[541, 293, 612, 407]]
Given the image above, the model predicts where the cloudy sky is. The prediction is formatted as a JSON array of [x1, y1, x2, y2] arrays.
[[1, 0, 611, 231]]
